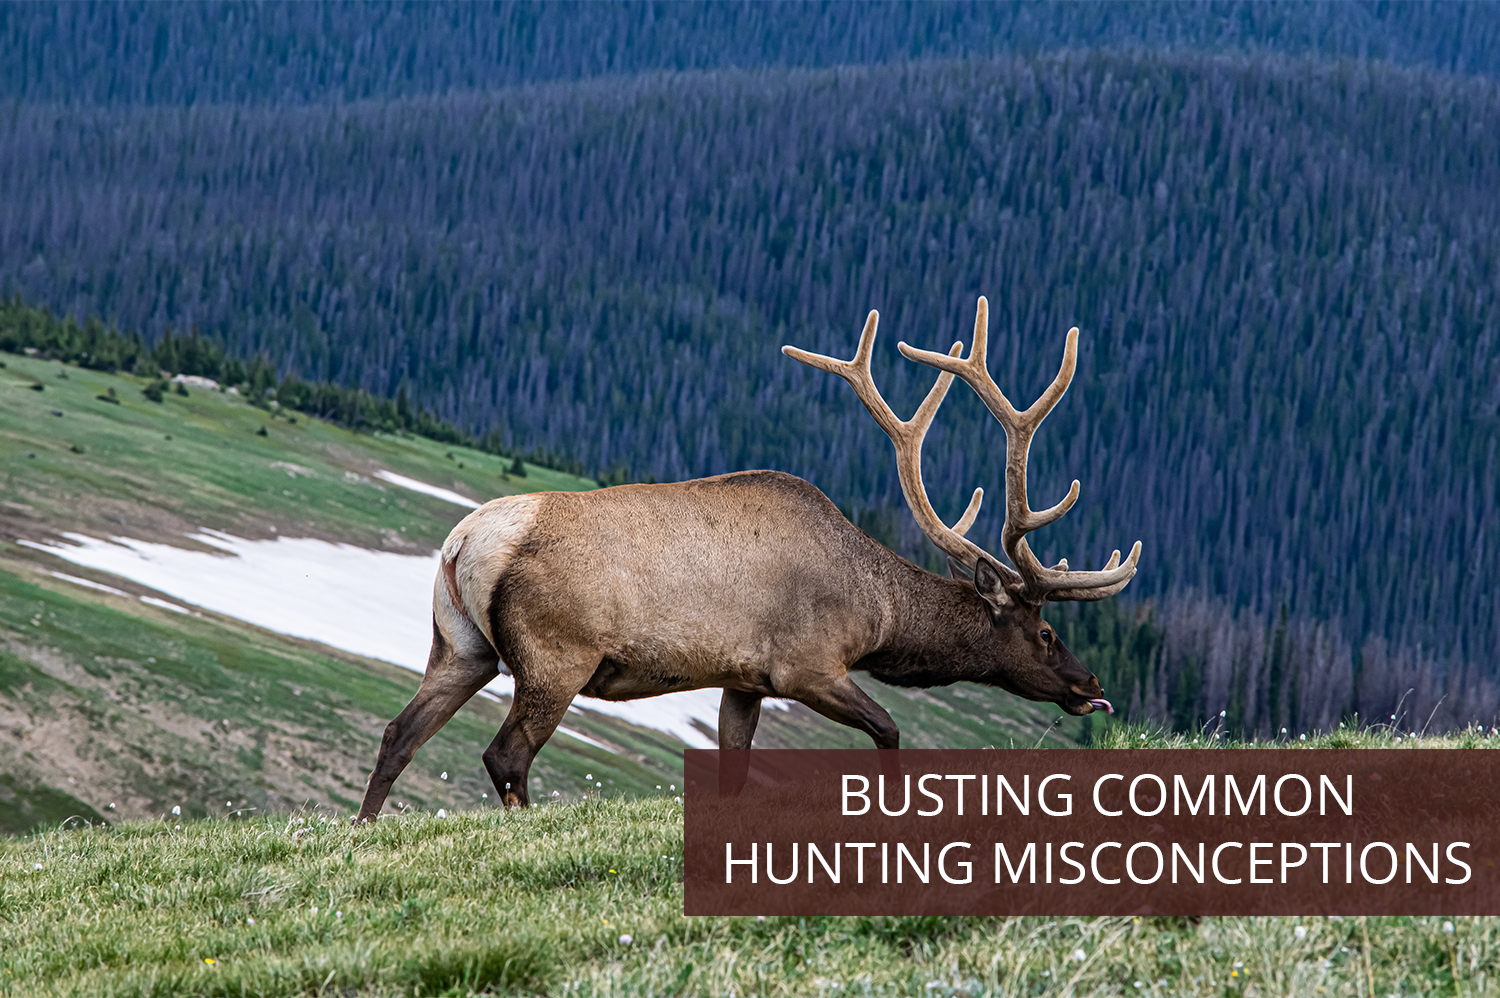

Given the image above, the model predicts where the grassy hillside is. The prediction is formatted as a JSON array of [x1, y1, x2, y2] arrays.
[[0, 349, 1086, 832], [0, 350, 590, 553], [0, 348, 704, 827], [0, 553, 682, 835], [3, 726, 1494, 997]]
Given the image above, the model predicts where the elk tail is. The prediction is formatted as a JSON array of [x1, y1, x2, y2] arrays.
[[441, 535, 471, 626]]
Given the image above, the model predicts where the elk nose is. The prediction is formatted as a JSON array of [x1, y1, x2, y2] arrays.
[[1070, 676, 1104, 698]]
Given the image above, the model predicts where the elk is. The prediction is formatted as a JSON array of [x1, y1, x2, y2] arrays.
[[354, 297, 1140, 820]]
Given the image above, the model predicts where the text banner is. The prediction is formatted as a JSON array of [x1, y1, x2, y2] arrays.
[[683, 750, 1500, 915]]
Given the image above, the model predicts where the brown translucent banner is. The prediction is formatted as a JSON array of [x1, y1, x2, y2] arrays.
[[683, 750, 1500, 916]]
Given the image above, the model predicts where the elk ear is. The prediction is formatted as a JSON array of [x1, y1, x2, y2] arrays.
[[947, 558, 974, 582], [972, 557, 1011, 615]]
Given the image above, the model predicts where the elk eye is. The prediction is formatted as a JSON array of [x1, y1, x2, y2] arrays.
[[1041, 628, 1052, 643]]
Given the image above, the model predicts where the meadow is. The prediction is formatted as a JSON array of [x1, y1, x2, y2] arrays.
[[2, 726, 1495, 998], [3, 348, 1495, 995]]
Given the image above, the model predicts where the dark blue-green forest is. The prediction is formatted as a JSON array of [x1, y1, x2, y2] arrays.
[[2, 2, 1497, 735]]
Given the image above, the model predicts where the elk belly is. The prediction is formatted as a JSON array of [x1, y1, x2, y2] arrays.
[[579, 654, 706, 700]]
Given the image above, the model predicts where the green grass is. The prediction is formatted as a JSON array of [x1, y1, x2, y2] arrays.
[[2, 784, 1495, 997], [1087, 720, 1500, 751], [1, 351, 592, 552]]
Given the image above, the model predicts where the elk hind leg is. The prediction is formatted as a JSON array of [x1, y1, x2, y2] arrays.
[[717, 689, 763, 797], [355, 623, 498, 823], [482, 651, 598, 807]]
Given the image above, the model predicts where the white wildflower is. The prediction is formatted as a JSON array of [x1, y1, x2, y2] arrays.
[[619, 934, 633, 945], [436, 809, 447, 819], [1294, 926, 1307, 940], [1071, 949, 1087, 962]]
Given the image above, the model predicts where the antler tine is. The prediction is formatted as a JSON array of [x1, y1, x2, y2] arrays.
[[898, 296, 1018, 423], [783, 311, 1000, 574], [951, 487, 983, 537], [1028, 542, 1143, 601], [899, 297, 1142, 604]]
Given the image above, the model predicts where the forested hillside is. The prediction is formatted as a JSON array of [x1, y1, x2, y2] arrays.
[[5, 1, 1500, 105], [3, 23, 1498, 736]]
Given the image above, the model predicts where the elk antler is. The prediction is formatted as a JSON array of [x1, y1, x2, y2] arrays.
[[897, 297, 1141, 604], [782, 311, 1011, 585]]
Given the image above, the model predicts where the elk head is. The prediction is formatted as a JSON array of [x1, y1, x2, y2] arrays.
[[783, 297, 1141, 716]]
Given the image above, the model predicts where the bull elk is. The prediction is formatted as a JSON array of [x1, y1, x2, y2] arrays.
[[354, 297, 1140, 820]]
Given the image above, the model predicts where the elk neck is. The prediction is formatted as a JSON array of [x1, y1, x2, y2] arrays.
[[850, 555, 1003, 689]]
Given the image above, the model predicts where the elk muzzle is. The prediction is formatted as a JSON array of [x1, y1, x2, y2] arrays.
[[1063, 678, 1114, 715]]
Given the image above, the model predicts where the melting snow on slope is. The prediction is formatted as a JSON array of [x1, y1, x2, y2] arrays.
[[373, 471, 482, 509], [24, 530, 736, 747]]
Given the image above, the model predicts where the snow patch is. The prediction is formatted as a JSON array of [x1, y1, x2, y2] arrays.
[[373, 471, 481, 509], [50, 572, 130, 598], [23, 532, 439, 671], [554, 726, 619, 754], [139, 595, 197, 616], [171, 374, 221, 390], [24, 531, 763, 747]]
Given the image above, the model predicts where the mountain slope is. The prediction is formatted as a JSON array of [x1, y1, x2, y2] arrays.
[[0, 349, 1084, 829]]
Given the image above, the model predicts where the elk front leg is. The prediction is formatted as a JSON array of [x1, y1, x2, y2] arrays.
[[356, 630, 498, 823], [717, 689, 763, 797], [784, 673, 900, 750]]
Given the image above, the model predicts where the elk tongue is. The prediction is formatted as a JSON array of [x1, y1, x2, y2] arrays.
[[1087, 698, 1115, 714]]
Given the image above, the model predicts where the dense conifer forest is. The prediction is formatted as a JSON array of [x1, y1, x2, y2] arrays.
[[7, 1, 1500, 105], [2, 3, 1497, 736]]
